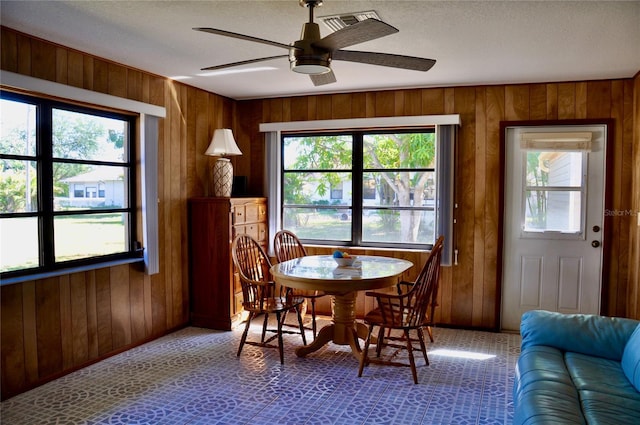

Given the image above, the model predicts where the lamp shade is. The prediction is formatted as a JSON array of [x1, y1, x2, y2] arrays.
[[205, 129, 242, 157]]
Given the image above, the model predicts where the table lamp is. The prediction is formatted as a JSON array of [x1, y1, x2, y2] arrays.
[[204, 128, 243, 197]]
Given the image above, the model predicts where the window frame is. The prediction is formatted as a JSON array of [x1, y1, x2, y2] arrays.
[[0, 89, 139, 279], [280, 128, 438, 250]]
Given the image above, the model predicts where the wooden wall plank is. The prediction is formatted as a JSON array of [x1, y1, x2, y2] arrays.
[[59, 274, 74, 370], [55, 47, 68, 85], [85, 270, 99, 359], [67, 50, 84, 88], [110, 264, 131, 349], [374, 91, 394, 117], [107, 63, 127, 98], [505, 85, 529, 120], [70, 272, 89, 364], [35, 278, 62, 378], [529, 83, 547, 120], [332, 93, 352, 119], [129, 265, 146, 342], [472, 87, 487, 327], [421, 88, 444, 115], [1, 27, 18, 72], [22, 281, 38, 383], [16, 33, 32, 76], [557, 82, 576, 119], [452, 86, 476, 325], [1, 284, 26, 395], [92, 59, 109, 94], [30, 38, 55, 82], [95, 268, 113, 356], [483, 85, 504, 328], [546, 83, 558, 119]]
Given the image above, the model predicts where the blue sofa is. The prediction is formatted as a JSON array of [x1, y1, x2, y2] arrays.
[[513, 310, 640, 424]]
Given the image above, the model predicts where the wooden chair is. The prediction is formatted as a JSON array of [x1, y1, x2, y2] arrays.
[[273, 229, 327, 340], [358, 236, 444, 384], [231, 234, 307, 364]]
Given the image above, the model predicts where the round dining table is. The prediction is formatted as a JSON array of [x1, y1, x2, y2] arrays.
[[270, 254, 413, 360]]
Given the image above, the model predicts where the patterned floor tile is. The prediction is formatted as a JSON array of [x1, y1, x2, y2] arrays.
[[0, 321, 520, 425]]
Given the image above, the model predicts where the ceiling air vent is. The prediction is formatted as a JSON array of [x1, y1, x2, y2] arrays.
[[319, 10, 382, 32]]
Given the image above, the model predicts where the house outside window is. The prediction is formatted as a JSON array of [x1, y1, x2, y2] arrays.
[[281, 129, 437, 248], [0, 90, 137, 276]]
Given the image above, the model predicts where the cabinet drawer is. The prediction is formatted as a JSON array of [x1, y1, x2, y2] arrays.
[[233, 222, 267, 243], [232, 202, 267, 225]]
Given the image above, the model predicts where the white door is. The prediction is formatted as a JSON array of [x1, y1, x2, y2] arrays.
[[501, 125, 607, 331]]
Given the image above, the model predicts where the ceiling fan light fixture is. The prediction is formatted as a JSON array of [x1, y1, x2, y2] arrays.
[[291, 59, 331, 75]]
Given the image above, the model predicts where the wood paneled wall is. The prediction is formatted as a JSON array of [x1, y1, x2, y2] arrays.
[[629, 72, 640, 318], [0, 27, 233, 399], [2, 26, 639, 400], [237, 79, 639, 328]]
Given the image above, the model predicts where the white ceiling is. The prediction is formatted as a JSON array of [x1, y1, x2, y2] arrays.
[[1, 1, 639, 100]]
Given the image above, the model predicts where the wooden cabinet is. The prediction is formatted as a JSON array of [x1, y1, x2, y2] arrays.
[[188, 197, 268, 330]]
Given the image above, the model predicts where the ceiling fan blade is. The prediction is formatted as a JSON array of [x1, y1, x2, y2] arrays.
[[310, 70, 337, 86], [313, 19, 398, 52], [333, 50, 436, 72], [201, 55, 288, 71], [194, 27, 294, 50]]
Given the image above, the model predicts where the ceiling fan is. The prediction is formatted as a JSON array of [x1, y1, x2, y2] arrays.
[[194, 0, 436, 86]]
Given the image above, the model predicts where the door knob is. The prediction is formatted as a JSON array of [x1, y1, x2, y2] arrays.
[[591, 240, 601, 248]]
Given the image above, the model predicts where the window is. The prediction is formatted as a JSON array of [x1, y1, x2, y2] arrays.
[[281, 129, 438, 248], [0, 90, 137, 276]]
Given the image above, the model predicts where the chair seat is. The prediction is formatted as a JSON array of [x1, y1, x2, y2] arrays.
[[243, 296, 306, 313], [364, 308, 430, 329]]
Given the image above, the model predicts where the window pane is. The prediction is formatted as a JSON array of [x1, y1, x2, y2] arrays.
[[363, 132, 435, 169], [0, 159, 38, 213], [363, 208, 435, 244], [54, 213, 128, 262], [283, 135, 352, 170], [54, 165, 127, 211], [0, 99, 37, 156], [0, 217, 39, 272], [283, 172, 352, 206], [363, 171, 435, 207], [283, 207, 351, 241], [525, 151, 583, 187], [524, 190, 582, 232], [52, 109, 127, 162]]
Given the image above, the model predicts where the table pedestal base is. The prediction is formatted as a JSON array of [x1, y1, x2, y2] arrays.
[[295, 291, 370, 360]]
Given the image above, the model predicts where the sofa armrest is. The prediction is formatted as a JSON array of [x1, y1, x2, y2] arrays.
[[520, 310, 640, 361]]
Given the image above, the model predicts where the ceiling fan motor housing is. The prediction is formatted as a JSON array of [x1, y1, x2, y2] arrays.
[[290, 22, 331, 75]]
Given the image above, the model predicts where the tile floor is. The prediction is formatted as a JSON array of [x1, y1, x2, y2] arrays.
[[1, 317, 521, 425]]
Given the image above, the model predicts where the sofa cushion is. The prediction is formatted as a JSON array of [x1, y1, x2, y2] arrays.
[[513, 388, 586, 425], [520, 310, 639, 361], [515, 346, 575, 396], [579, 389, 640, 425], [565, 352, 640, 401], [621, 324, 640, 392], [514, 346, 585, 425]]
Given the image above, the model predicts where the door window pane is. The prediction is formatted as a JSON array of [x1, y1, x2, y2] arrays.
[[525, 151, 583, 187], [523, 150, 585, 234]]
